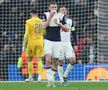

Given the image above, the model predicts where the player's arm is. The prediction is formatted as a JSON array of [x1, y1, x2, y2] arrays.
[[56, 15, 68, 31], [42, 11, 55, 28], [59, 23, 68, 31], [59, 16, 68, 31], [22, 22, 29, 52]]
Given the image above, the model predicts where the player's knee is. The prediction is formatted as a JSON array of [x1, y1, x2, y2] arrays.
[[69, 57, 76, 65], [45, 54, 52, 62]]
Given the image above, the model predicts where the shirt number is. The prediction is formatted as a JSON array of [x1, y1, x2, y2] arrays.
[[35, 23, 42, 34]]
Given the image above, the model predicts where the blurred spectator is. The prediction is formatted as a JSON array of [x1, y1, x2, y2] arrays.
[[97, 53, 104, 64], [80, 33, 96, 64], [31, 0, 38, 9], [17, 0, 31, 19], [82, 13, 97, 64], [0, 31, 9, 53], [77, 33, 96, 64], [0, 0, 4, 4], [75, 36, 84, 64], [0, 44, 18, 80], [72, 0, 88, 37], [0, 44, 10, 81], [84, 16, 97, 45], [94, 0, 99, 17], [31, 0, 48, 18]]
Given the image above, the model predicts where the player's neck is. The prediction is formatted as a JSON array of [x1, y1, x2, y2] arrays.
[[32, 15, 38, 18]]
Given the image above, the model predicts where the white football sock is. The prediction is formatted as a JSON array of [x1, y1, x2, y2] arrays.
[[46, 68, 53, 81], [63, 63, 73, 78], [52, 70, 56, 81], [38, 74, 42, 81], [58, 65, 64, 83]]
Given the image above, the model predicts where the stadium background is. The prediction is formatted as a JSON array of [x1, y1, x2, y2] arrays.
[[0, 0, 108, 82]]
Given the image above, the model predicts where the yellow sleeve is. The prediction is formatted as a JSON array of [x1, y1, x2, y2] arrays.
[[22, 21, 29, 48], [24, 22, 29, 39], [42, 28, 46, 35]]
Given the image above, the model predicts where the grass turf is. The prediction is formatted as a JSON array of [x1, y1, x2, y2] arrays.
[[0, 82, 108, 90]]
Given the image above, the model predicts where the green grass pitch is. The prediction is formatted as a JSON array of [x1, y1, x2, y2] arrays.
[[0, 82, 108, 90]]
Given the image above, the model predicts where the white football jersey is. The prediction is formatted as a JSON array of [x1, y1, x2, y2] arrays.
[[61, 18, 72, 42]]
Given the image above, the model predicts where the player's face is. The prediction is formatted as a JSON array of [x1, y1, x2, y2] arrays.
[[60, 7, 67, 16], [49, 4, 57, 12]]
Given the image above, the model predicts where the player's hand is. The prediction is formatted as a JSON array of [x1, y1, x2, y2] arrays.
[[49, 10, 56, 17]]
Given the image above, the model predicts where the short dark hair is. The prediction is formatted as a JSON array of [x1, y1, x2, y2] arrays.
[[48, 1, 57, 6], [59, 5, 68, 11], [30, 9, 38, 14], [59, 5, 67, 9]]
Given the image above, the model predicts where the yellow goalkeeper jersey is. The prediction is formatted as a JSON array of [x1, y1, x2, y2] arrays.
[[25, 17, 45, 44], [24, 17, 45, 57]]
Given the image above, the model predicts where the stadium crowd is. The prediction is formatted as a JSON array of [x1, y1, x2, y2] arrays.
[[0, 0, 99, 80]]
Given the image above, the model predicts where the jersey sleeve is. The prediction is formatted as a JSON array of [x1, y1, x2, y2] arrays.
[[42, 13, 47, 22], [58, 12, 66, 25], [42, 28, 46, 35], [23, 21, 29, 43], [25, 21, 29, 37], [22, 21, 29, 51], [61, 16, 66, 25]]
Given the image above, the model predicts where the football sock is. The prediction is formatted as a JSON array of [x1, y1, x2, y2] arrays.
[[46, 67, 53, 81], [63, 63, 73, 78], [52, 69, 57, 81], [37, 60, 43, 75], [28, 61, 33, 78], [58, 65, 64, 83]]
